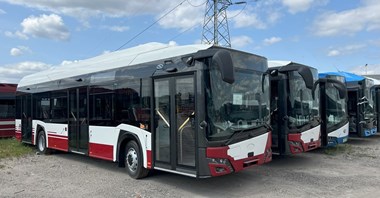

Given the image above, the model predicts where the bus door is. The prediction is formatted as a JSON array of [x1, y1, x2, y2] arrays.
[[153, 74, 197, 172], [347, 90, 358, 134], [21, 94, 32, 143], [68, 87, 89, 154]]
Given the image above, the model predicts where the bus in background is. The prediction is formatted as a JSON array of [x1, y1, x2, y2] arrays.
[[0, 83, 17, 138], [368, 77, 380, 134], [318, 73, 349, 146], [268, 61, 321, 155], [322, 72, 376, 137], [15, 42, 272, 179]]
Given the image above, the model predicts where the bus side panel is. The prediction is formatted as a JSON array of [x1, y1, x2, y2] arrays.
[[43, 122, 69, 151], [0, 119, 15, 137], [88, 126, 118, 161], [15, 119, 21, 141], [116, 124, 151, 169]]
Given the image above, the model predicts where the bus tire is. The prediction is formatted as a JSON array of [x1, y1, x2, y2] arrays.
[[37, 131, 49, 154], [125, 140, 149, 179]]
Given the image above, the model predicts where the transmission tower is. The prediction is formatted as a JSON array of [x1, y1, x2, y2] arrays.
[[201, 0, 233, 48]]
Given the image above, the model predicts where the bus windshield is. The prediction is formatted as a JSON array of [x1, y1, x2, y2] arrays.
[[364, 79, 375, 119], [288, 70, 319, 129], [205, 52, 269, 141], [326, 86, 347, 128]]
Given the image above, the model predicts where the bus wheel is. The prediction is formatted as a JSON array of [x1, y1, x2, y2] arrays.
[[125, 141, 149, 179], [37, 131, 49, 154]]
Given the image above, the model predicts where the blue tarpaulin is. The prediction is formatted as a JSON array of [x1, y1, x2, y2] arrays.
[[319, 71, 364, 82]]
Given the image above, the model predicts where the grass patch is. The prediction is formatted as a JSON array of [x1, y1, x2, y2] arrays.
[[324, 144, 353, 156], [0, 138, 33, 159]]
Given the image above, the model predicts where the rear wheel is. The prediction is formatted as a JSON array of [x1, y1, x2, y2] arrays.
[[37, 131, 49, 154], [125, 141, 149, 179]]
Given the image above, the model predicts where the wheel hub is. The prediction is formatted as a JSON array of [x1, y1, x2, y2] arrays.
[[38, 134, 45, 151], [126, 148, 138, 172]]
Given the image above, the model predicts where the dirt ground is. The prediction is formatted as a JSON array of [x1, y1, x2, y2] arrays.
[[1, 134, 380, 198]]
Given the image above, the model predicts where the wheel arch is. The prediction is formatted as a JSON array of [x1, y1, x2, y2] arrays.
[[36, 124, 47, 146], [117, 130, 143, 168]]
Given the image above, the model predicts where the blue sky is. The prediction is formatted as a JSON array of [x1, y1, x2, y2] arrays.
[[1, 0, 380, 83]]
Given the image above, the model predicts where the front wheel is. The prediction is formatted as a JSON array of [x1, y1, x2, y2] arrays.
[[37, 131, 49, 154], [125, 141, 149, 179]]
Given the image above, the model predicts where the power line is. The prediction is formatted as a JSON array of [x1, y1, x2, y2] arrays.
[[228, 1, 247, 19], [186, 0, 207, 7], [115, 0, 187, 51]]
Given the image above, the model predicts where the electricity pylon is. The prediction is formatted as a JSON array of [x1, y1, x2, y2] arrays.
[[201, 0, 233, 48]]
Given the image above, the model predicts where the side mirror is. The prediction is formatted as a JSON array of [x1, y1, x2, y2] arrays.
[[334, 83, 347, 99], [212, 50, 235, 84], [297, 67, 314, 89], [278, 64, 314, 89]]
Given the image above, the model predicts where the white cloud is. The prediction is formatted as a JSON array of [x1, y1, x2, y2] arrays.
[[0, 9, 6, 14], [263, 37, 282, 45], [1, 0, 205, 30], [231, 35, 253, 48], [282, 0, 328, 14], [21, 14, 70, 41], [0, 61, 52, 83], [350, 63, 380, 75], [10, 46, 31, 56], [327, 44, 366, 57], [327, 50, 340, 57], [228, 10, 267, 29], [104, 25, 129, 32], [1, 0, 175, 20], [313, 0, 380, 36], [157, 0, 204, 30], [282, 0, 313, 14], [4, 31, 28, 40]]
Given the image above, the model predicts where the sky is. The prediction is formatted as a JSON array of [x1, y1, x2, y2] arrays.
[[1, 0, 380, 83]]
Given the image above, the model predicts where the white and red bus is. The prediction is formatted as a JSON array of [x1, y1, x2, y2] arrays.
[[268, 61, 321, 155], [0, 83, 16, 138], [15, 43, 272, 179]]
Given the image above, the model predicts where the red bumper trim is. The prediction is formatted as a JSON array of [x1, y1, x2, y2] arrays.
[[206, 132, 272, 177], [288, 133, 321, 154]]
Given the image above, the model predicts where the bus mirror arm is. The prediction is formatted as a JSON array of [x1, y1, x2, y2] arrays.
[[212, 50, 235, 84]]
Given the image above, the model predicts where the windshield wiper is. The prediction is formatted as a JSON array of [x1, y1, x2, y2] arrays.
[[224, 123, 271, 146]]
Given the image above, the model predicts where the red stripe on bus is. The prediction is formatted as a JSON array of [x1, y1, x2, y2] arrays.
[[0, 130, 15, 137], [89, 143, 113, 161], [48, 136, 68, 152], [147, 150, 152, 169], [0, 125, 14, 129]]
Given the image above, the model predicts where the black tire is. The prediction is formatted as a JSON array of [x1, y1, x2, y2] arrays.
[[125, 140, 149, 179], [37, 131, 49, 154]]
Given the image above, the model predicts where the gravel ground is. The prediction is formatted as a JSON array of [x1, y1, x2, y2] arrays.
[[1, 134, 380, 198]]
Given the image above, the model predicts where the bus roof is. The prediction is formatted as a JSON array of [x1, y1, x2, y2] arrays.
[[320, 71, 364, 82], [267, 60, 316, 70], [18, 42, 213, 88]]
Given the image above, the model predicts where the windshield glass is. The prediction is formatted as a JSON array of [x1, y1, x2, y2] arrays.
[[326, 85, 347, 128], [364, 79, 375, 118], [288, 70, 319, 129], [205, 51, 269, 141]]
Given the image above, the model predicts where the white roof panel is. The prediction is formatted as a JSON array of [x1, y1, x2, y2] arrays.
[[18, 42, 212, 88], [267, 60, 292, 68]]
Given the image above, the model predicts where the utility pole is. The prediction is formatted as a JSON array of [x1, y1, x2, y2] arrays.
[[202, 0, 233, 48]]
